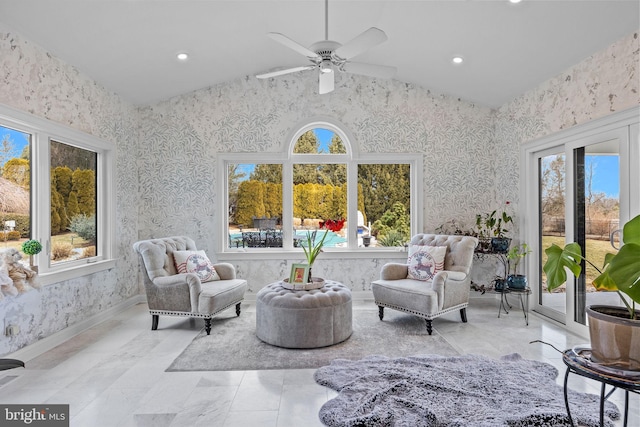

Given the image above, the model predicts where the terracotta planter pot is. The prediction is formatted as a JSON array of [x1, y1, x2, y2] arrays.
[[586, 305, 640, 371]]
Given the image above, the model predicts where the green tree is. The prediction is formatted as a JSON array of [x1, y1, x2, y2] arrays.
[[235, 180, 265, 226], [328, 134, 346, 154], [2, 158, 29, 188], [293, 131, 321, 184], [321, 136, 347, 186], [372, 201, 410, 242], [72, 168, 96, 216], [358, 164, 410, 226], [67, 191, 80, 220], [263, 182, 282, 219], [53, 166, 73, 204], [251, 164, 282, 184], [228, 164, 246, 223], [50, 188, 64, 234]]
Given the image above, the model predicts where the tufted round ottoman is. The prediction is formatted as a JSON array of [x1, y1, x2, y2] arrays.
[[256, 280, 353, 349]]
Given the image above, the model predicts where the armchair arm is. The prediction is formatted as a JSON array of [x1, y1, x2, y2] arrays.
[[431, 270, 470, 311], [380, 263, 409, 280], [213, 262, 237, 280], [153, 273, 202, 312]]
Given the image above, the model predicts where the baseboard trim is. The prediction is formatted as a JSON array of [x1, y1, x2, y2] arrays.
[[8, 295, 146, 362]]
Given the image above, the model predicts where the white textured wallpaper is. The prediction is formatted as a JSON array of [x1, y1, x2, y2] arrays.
[[0, 24, 140, 355], [0, 22, 637, 355]]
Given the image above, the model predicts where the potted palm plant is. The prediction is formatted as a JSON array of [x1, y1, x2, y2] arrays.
[[543, 214, 640, 370]]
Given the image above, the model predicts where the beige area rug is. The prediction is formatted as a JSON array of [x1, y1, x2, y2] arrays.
[[166, 308, 458, 371]]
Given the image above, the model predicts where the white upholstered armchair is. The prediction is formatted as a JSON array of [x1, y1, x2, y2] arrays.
[[133, 236, 247, 334], [371, 234, 478, 334]]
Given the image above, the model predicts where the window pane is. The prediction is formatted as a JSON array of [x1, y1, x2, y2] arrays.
[[50, 140, 97, 264], [293, 129, 346, 154], [0, 126, 31, 252], [228, 163, 283, 248], [358, 164, 411, 248], [293, 163, 347, 248], [539, 153, 567, 314]]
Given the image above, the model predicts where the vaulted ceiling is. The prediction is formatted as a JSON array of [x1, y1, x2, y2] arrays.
[[1, 0, 638, 107]]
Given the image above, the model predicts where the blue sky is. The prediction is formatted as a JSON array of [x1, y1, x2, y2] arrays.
[[586, 155, 619, 198], [0, 126, 30, 165], [315, 128, 333, 152]]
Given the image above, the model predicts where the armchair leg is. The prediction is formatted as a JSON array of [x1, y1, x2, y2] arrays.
[[204, 318, 212, 335], [425, 319, 433, 335], [460, 308, 468, 323], [151, 314, 159, 331], [236, 302, 242, 317], [378, 306, 384, 320]]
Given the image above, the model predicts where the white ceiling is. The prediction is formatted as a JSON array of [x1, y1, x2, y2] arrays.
[[1, 0, 638, 107]]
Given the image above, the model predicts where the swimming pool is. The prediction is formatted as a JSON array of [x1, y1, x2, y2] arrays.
[[229, 229, 346, 248]]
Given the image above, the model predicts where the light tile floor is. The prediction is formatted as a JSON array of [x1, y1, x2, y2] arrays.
[[0, 293, 637, 426]]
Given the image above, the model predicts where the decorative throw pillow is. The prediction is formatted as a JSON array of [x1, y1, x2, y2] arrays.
[[407, 245, 447, 281], [173, 250, 220, 282]]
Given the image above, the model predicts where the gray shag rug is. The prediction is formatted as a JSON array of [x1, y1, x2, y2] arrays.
[[167, 309, 458, 371], [314, 353, 620, 427]]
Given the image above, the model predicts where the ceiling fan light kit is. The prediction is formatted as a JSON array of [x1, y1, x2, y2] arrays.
[[256, 0, 396, 94]]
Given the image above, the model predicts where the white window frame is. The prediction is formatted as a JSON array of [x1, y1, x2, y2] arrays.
[[0, 103, 116, 286], [217, 118, 422, 258]]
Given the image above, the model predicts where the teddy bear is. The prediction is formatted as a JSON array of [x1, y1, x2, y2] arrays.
[[0, 258, 19, 300], [0, 248, 40, 293]]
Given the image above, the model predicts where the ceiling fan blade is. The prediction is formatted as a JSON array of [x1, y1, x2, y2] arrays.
[[341, 62, 397, 79], [256, 65, 316, 79], [267, 32, 320, 59], [318, 70, 334, 94], [333, 27, 388, 60]]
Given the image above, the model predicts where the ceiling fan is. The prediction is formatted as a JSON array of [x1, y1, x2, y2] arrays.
[[256, 0, 396, 94]]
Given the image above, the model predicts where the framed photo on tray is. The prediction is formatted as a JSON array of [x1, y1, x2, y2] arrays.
[[289, 263, 310, 284]]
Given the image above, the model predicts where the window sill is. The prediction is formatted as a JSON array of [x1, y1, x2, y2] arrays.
[[38, 259, 117, 286], [217, 249, 409, 262]]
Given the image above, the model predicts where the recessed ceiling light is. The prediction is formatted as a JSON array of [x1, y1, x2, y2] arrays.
[[509, 0, 522, 4], [452, 56, 464, 65], [176, 52, 189, 61]]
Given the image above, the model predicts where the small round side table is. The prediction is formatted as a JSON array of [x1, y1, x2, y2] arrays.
[[562, 346, 640, 427]]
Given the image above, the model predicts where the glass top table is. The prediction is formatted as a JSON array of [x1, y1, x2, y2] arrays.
[[562, 346, 640, 427]]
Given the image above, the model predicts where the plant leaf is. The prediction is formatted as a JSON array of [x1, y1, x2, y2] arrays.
[[0, 359, 25, 371], [596, 243, 640, 303], [543, 243, 583, 292], [622, 215, 640, 246]]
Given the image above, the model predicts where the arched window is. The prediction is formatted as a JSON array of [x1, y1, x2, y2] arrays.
[[220, 119, 421, 252]]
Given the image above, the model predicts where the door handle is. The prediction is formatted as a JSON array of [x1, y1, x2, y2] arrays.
[[610, 229, 621, 250]]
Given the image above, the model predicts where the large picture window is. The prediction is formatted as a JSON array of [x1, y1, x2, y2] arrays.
[[0, 104, 115, 284], [221, 121, 420, 252]]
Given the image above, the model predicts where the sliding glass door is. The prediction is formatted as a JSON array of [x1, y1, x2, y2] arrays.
[[524, 108, 639, 336], [573, 139, 624, 326], [538, 149, 567, 323]]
